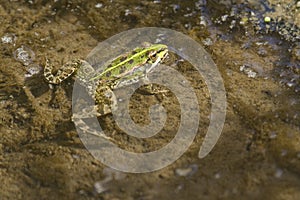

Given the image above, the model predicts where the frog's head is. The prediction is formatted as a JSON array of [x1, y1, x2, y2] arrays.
[[147, 44, 168, 63]]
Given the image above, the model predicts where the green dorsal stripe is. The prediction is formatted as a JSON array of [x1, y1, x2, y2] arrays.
[[90, 44, 166, 81]]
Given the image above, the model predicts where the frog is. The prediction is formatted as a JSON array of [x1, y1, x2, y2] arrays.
[[44, 43, 169, 138]]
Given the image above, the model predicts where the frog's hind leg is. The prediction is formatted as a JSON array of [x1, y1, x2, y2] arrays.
[[72, 87, 117, 119], [72, 117, 112, 140], [71, 103, 115, 141], [71, 87, 117, 139], [44, 58, 84, 84]]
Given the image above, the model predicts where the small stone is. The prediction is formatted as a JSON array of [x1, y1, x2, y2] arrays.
[[95, 3, 103, 8], [297, 1, 300, 8], [214, 172, 221, 179]]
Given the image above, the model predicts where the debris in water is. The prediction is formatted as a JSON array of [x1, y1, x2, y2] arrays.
[[13, 45, 35, 66], [94, 181, 108, 194], [171, 4, 180, 13], [221, 14, 229, 22], [124, 9, 131, 16], [280, 149, 287, 157], [230, 20, 236, 29], [195, 0, 206, 7], [286, 82, 295, 87], [214, 172, 221, 179], [94, 167, 126, 194], [202, 38, 213, 46], [199, 16, 207, 26], [240, 65, 257, 78], [269, 132, 277, 139], [274, 168, 283, 178], [175, 164, 198, 177]]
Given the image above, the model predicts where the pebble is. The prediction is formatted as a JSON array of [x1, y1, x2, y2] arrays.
[[95, 3, 103, 8], [214, 172, 221, 179]]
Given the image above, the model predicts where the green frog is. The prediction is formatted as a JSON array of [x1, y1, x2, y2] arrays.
[[44, 43, 168, 138]]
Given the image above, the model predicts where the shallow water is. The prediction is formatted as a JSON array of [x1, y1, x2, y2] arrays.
[[0, 0, 300, 199]]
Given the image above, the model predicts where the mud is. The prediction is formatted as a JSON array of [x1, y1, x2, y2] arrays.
[[0, 0, 300, 200]]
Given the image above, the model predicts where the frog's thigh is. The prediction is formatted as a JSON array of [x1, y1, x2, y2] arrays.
[[95, 87, 118, 115]]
